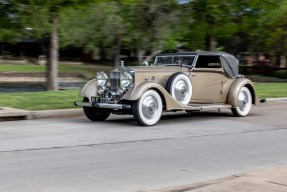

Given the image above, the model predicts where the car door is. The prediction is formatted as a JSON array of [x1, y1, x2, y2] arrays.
[[191, 55, 224, 103]]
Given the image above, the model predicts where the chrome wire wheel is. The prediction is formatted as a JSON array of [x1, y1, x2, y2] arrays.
[[232, 87, 252, 117], [132, 90, 163, 126], [166, 73, 192, 105]]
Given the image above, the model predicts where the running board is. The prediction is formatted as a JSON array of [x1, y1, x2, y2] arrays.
[[178, 104, 232, 111]]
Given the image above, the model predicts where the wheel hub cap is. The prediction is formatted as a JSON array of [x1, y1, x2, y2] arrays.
[[142, 96, 158, 119], [174, 80, 189, 102], [238, 91, 248, 111]]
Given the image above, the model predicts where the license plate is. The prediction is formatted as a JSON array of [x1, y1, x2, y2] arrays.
[[91, 97, 108, 103]]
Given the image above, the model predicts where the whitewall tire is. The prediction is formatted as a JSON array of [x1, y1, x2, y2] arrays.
[[231, 87, 252, 117], [132, 90, 163, 126], [166, 73, 192, 105]]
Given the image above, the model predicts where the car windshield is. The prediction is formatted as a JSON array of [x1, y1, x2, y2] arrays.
[[154, 55, 196, 67]]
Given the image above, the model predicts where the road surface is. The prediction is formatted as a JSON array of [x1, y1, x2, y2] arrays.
[[0, 101, 286, 192]]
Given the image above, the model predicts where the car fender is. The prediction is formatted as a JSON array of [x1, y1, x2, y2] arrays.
[[228, 78, 258, 107], [80, 79, 98, 101], [120, 81, 186, 110]]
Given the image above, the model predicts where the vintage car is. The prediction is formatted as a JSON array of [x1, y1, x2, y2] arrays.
[[75, 51, 260, 126]]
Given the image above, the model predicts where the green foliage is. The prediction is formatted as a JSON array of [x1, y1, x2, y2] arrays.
[[1, 0, 287, 59], [182, 0, 276, 52], [274, 70, 287, 79], [0, 1, 22, 41], [60, 1, 126, 50], [60, 0, 180, 59], [258, 0, 287, 54]]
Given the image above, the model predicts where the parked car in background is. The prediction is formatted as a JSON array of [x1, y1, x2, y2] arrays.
[[75, 51, 259, 126]]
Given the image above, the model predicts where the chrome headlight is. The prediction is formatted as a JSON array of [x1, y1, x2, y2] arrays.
[[96, 72, 108, 86], [120, 72, 133, 88], [98, 86, 106, 95]]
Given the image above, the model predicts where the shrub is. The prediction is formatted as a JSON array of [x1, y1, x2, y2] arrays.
[[274, 70, 287, 79]]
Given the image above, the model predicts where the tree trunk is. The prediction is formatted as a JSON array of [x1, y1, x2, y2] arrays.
[[47, 14, 59, 91], [209, 36, 217, 51], [114, 34, 121, 67], [137, 49, 146, 65], [280, 55, 286, 68]]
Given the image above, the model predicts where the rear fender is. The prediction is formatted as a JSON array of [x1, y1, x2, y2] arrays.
[[228, 78, 258, 107]]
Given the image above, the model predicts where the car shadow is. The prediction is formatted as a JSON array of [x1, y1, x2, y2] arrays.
[[105, 111, 235, 126], [70, 110, 260, 127]]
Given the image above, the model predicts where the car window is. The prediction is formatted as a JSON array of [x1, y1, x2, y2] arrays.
[[154, 56, 173, 65], [195, 56, 222, 68], [154, 55, 195, 66]]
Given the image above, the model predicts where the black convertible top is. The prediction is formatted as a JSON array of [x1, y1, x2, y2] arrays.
[[156, 51, 239, 78]]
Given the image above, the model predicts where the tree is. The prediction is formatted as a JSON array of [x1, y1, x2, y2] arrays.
[[128, 0, 180, 63], [0, 1, 22, 42], [258, 0, 287, 55], [60, 0, 181, 65], [184, 0, 229, 51], [61, 1, 128, 67], [220, 0, 280, 54], [14, 0, 92, 90]]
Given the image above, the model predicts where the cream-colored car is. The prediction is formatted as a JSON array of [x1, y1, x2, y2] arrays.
[[75, 52, 259, 126]]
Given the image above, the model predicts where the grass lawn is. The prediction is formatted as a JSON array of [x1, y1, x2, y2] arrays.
[[255, 83, 287, 98], [0, 83, 286, 111], [0, 89, 81, 111], [0, 64, 112, 77]]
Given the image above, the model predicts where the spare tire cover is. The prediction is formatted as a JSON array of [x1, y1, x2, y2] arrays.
[[166, 73, 192, 105]]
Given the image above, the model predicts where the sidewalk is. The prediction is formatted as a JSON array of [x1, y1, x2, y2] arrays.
[[154, 165, 287, 192], [0, 107, 83, 121]]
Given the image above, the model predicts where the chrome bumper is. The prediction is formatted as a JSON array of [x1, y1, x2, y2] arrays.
[[74, 102, 131, 110]]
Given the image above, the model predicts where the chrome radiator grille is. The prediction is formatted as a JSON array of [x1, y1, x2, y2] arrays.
[[110, 71, 121, 91]]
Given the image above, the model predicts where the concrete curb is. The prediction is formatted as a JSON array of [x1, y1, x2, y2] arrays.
[[31, 108, 84, 119], [0, 107, 31, 121], [0, 107, 84, 121], [265, 97, 287, 102]]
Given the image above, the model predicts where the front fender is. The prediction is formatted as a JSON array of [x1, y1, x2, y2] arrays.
[[121, 82, 167, 101], [80, 79, 98, 101], [228, 78, 258, 107], [120, 81, 186, 110]]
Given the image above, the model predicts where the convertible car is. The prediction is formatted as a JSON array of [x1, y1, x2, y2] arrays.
[[75, 51, 260, 126]]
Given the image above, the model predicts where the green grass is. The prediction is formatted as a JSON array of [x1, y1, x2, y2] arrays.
[[0, 64, 112, 77], [0, 83, 286, 111], [0, 89, 81, 110], [255, 83, 287, 98]]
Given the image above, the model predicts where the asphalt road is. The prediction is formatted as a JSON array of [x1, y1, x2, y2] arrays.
[[0, 101, 287, 192]]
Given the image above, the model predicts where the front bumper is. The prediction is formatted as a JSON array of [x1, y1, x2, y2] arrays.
[[74, 101, 131, 110]]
